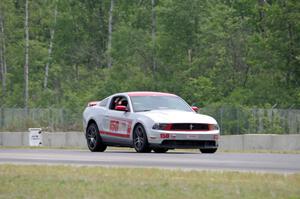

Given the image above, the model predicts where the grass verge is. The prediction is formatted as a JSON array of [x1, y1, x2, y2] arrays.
[[0, 164, 299, 199]]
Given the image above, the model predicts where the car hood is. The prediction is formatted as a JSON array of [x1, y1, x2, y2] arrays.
[[137, 109, 217, 124]]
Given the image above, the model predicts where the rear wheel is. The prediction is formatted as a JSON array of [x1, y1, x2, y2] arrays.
[[200, 148, 217, 153], [133, 124, 151, 153], [153, 148, 168, 153], [86, 122, 107, 152]]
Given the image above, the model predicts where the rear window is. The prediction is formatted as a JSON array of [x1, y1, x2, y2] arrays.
[[99, 98, 109, 107]]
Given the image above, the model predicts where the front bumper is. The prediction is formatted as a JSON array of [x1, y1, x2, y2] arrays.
[[147, 129, 219, 149]]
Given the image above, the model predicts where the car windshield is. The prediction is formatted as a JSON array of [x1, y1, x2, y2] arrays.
[[130, 96, 192, 112]]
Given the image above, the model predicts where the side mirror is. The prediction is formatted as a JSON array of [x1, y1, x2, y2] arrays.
[[191, 106, 199, 112], [115, 105, 128, 112]]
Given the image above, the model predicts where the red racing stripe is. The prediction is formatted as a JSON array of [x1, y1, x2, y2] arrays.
[[99, 131, 130, 138]]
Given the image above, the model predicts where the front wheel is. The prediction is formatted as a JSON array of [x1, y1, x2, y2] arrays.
[[133, 124, 151, 153], [200, 148, 217, 153], [86, 123, 107, 152]]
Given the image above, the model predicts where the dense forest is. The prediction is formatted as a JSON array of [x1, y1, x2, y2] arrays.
[[0, 0, 299, 111]]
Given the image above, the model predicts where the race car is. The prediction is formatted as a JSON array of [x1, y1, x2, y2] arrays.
[[83, 91, 220, 153]]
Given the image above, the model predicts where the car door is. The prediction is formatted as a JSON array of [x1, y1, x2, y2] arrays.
[[101, 95, 133, 146]]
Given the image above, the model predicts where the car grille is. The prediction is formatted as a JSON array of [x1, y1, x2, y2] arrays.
[[170, 123, 209, 131], [161, 140, 217, 148]]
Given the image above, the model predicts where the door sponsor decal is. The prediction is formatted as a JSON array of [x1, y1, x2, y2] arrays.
[[101, 117, 132, 138], [109, 120, 119, 132]]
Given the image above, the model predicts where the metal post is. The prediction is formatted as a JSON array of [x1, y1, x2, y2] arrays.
[[220, 107, 223, 135], [0, 107, 4, 128]]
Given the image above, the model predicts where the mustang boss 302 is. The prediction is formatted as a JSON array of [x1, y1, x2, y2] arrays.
[[83, 91, 219, 153]]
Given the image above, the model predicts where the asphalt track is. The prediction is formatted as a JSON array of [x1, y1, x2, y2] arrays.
[[0, 148, 300, 173]]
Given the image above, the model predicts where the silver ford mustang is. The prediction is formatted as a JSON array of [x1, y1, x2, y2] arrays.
[[83, 91, 220, 153]]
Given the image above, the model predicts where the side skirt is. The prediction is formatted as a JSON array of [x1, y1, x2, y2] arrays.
[[103, 141, 133, 148]]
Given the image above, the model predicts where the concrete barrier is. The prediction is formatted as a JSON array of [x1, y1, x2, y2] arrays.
[[41, 132, 86, 148], [219, 134, 300, 151], [0, 132, 300, 151], [0, 132, 30, 146], [0, 132, 86, 148]]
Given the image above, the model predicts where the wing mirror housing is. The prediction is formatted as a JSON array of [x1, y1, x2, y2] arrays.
[[191, 106, 199, 112], [115, 105, 128, 112]]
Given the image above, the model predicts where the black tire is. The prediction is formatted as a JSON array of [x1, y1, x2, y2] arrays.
[[86, 122, 107, 152], [133, 124, 151, 153], [200, 148, 217, 153], [153, 148, 168, 153]]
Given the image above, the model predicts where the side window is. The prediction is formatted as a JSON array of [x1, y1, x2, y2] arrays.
[[109, 96, 130, 111], [99, 98, 108, 107]]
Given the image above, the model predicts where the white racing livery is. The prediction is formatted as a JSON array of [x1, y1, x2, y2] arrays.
[[83, 91, 220, 153]]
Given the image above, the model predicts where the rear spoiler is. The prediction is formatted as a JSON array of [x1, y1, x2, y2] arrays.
[[87, 101, 100, 107]]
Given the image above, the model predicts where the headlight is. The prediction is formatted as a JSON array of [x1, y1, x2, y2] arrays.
[[152, 123, 172, 130], [208, 124, 219, 130]]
